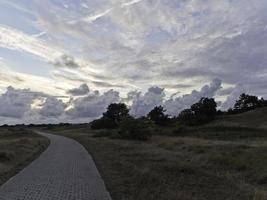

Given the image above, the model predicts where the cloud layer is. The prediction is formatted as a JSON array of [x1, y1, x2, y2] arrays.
[[0, 79, 239, 125], [0, 0, 266, 124]]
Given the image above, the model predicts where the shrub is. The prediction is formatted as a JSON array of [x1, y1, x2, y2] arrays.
[[147, 106, 171, 126], [90, 117, 117, 130], [118, 118, 152, 141], [0, 150, 15, 162]]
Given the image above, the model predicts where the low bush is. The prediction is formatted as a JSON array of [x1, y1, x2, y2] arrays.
[[118, 118, 152, 141], [172, 125, 189, 136], [90, 117, 117, 130], [92, 129, 118, 138], [0, 150, 15, 162]]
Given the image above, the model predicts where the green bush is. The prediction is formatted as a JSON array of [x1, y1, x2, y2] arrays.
[[90, 117, 117, 129], [172, 124, 189, 136], [118, 118, 152, 141]]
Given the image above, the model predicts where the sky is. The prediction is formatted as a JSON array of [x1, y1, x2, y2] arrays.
[[0, 0, 266, 124]]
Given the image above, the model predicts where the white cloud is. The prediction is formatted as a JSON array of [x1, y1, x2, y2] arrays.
[[39, 97, 66, 117], [130, 87, 165, 117], [0, 86, 42, 118], [0, 25, 63, 62], [67, 89, 120, 118]]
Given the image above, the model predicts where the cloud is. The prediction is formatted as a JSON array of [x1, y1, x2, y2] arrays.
[[129, 79, 222, 117], [164, 79, 222, 116], [0, 86, 42, 118], [130, 86, 165, 117], [0, 25, 62, 62], [220, 84, 246, 110], [0, 78, 249, 125], [53, 54, 81, 68], [1, 1, 267, 123], [67, 83, 90, 96], [67, 89, 120, 118], [39, 96, 66, 117]]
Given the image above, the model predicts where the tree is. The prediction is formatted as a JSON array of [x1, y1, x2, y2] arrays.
[[191, 97, 217, 117], [103, 103, 130, 125], [90, 117, 117, 129], [178, 109, 195, 125], [147, 106, 170, 126], [178, 97, 217, 125], [234, 93, 260, 112]]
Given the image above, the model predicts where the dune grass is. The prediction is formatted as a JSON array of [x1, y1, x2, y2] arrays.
[[43, 123, 267, 200], [0, 127, 49, 186]]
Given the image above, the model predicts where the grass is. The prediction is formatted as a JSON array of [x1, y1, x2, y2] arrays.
[[211, 107, 267, 129], [0, 127, 49, 186], [42, 121, 267, 200]]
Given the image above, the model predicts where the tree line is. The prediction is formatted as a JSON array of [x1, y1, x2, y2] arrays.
[[90, 93, 267, 140]]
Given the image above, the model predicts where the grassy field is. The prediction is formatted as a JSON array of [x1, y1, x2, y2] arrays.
[[43, 114, 267, 200], [211, 107, 267, 129], [0, 127, 49, 186]]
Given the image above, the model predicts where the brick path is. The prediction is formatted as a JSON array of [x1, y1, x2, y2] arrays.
[[0, 132, 112, 200]]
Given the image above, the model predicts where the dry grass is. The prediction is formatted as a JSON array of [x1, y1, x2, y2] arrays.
[[0, 127, 49, 186]]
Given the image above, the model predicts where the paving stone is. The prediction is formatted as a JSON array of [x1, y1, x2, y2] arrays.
[[0, 132, 112, 200]]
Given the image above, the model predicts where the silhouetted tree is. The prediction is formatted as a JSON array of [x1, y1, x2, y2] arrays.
[[259, 98, 267, 107], [147, 106, 170, 126], [90, 103, 130, 129], [103, 103, 130, 125], [91, 117, 117, 129], [178, 109, 195, 124], [178, 97, 217, 125], [191, 97, 217, 118], [234, 93, 260, 112]]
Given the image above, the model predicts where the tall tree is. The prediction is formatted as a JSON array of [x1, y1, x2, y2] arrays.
[[179, 97, 217, 125]]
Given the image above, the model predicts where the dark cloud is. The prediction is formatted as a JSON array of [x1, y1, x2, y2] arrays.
[[67, 89, 120, 118], [221, 84, 246, 110], [0, 77, 261, 125], [130, 86, 165, 117], [0, 86, 48, 119], [39, 97, 66, 117], [92, 81, 126, 88], [67, 83, 90, 96], [164, 79, 222, 116], [53, 55, 80, 68], [160, 83, 193, 89]]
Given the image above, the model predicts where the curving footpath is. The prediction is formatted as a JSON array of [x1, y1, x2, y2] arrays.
[[0, 132, 112, 200]]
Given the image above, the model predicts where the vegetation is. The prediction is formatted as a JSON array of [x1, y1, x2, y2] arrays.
[[91, 117, 117, 130], [228, 93, 267, 114], [0, 127, 49, 186], [178, 97, 217, 125], [43, 111, 267, 200], [91, 103, 130, 129], [103, 103, 130, 124], [147, 106, 170, 126], [33, 93, 267, 199], [118, 117, 152, 140]]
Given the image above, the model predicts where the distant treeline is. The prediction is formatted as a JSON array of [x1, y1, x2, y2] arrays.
[[226, 93, 267, 114], [91, 93, 267, 131]]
